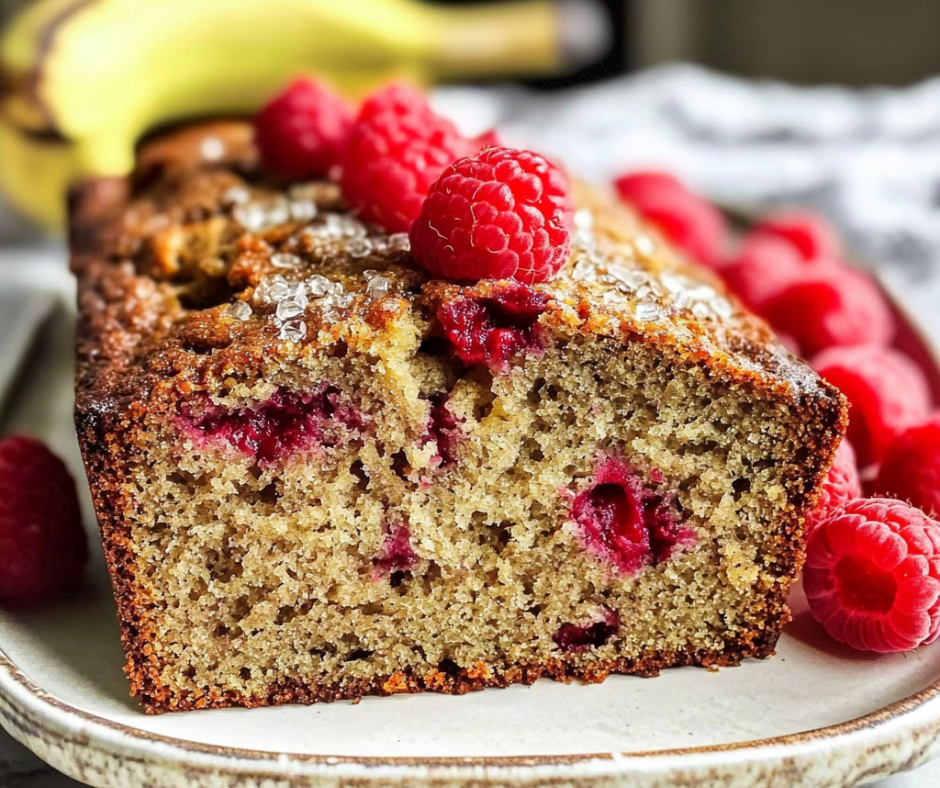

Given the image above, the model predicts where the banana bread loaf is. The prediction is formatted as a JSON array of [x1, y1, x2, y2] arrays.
[[71, 122, 846, 713]]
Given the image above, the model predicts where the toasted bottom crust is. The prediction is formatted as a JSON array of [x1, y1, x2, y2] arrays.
[[138, 623, 785, 713]]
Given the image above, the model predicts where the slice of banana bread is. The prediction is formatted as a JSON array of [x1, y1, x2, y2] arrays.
[[71, 123, 846, 714]]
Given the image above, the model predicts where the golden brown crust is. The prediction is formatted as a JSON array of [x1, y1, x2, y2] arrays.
[[138, 628, 785, 714], [72, 121, 847, 715]]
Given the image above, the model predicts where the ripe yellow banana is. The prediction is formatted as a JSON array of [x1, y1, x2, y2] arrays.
[[0, 0, 600, 228]]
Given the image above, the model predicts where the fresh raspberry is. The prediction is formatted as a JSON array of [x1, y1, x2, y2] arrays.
[[804, 498, 940, 652], [615, 174, 726, 268], [814, 346, 930, 468], [339, 84, 485, 233], [758, 265, 894, 358], [804, 440, 862, 537], [720, 233, 831, 309], [751, 210, 842, 261], [254, 77, 354, 180], [876, 416, 940, 517], [410, 146, 573, 284], [613, 170, 684, 204], [0, 436, 88, 606], [474, 128, 503, 149]]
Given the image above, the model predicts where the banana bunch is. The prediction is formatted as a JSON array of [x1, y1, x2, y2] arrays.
[[0, 0, 600, 228]]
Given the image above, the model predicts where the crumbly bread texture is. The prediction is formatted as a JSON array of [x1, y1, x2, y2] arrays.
[[71, 123, 847, 714]]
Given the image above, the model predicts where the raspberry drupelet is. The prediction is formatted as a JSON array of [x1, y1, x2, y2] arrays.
[[614, 171, 727, 269], [813, 346, 930, 468], [803, 439, 861, 538], [720, 233, 834, 310], [339, 84, 489, 233], [0, 435, 88, 606], [751, 210, 842, 262], [759, 266, 895, 358], [613, 170, 684, 206]]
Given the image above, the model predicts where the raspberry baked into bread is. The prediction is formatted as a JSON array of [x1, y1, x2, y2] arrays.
[[72, 119, 846, 714]]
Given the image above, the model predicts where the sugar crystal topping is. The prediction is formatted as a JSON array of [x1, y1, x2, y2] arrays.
[[271, 252, 303, 269], [232, 194, 293, 232], [346, 237, 372, 258], [251, 262, 397, 343], [288, 199, 318, 222], [229, 184, 413, 344], [363, 270, 391, 300], [568, 209, 734, 324], [227, 300, 252, 321], [388, 233, 410, 251], [278, 318, 307, 343], [222, 186, 250, 206]]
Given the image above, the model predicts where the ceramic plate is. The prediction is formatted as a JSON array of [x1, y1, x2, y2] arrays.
[[2, 261, 940, 788], [0, 287, 54, 413]]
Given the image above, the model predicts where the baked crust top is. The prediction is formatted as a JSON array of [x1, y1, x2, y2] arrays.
[[70, 121, 832, 418]]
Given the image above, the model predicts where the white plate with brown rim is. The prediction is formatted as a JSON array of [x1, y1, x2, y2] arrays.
[[2, 259, 940, 788]]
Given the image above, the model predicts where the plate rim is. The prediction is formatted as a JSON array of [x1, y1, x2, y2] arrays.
[[3, 642, 940, 787]]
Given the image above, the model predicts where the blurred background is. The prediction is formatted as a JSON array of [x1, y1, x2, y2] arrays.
[[11, 0, 940, 86]]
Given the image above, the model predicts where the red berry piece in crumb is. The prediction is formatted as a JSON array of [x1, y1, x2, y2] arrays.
[[613, 170, 684, 204], [759, 265, 894, 358], [814, 346, 930, 468], [804, 440, 862, 537], [410, 146, 573, 284], [0, 436, 87, 606], [436, 280, 550, 371], [752, 210, 842, 261], [570, 457, 694, 575], [720, 233, 830, 309], [615, 175, 726, 268], [182, 385, 364, 465], [254, 77, 354, 180], [373, 523, 418, 580], [339, 84, 482, 233], [804, 498, 940, 653], [553, 608, 620, 653], [421, 392, 463, 469], [876, 416, 940, 518]]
